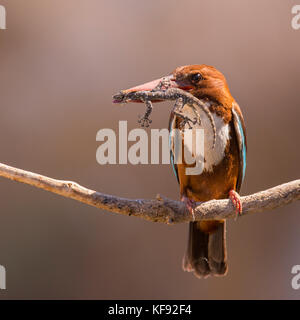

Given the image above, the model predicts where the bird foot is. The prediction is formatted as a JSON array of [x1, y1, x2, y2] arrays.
[[181, 195, 196, 221], [229, 190, 242, 220]]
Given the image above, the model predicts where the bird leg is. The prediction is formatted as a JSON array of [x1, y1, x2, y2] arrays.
[[138, 99, 153, 127], [229, 190, 242, 220], [181, 195, 196, 221]]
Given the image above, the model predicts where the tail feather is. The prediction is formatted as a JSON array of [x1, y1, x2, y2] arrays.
[[183, 220, 227, 278]]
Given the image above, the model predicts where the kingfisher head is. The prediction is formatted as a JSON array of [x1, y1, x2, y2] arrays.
[[114, 64, 234, 107], [171, 65, 233, 106]]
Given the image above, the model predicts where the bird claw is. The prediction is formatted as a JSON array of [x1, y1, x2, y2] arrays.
[[181, 195, 196, 221], [229, 190, 242, 220]]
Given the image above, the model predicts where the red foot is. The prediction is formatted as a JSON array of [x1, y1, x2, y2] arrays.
[[181, 195, 196, 221], [229, 190, 242, 219]]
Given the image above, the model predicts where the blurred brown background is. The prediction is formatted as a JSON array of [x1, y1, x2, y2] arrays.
[[0, 0, 299, 299]]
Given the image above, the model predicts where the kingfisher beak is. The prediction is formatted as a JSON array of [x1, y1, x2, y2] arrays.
[[113, 75, 190, 103]]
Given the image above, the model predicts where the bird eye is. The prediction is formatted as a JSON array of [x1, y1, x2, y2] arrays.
[[190, 73, 203, 83]]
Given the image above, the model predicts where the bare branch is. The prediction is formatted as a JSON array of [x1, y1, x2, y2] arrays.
[[0, 162, 299, 224]]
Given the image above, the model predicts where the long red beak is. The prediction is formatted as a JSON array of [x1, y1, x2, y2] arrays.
[[113, 75, 189, 103]]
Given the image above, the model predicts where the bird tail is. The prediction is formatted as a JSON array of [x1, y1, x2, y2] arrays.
[[183, 220, 227, 278]]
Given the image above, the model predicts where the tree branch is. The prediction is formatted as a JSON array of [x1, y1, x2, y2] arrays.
[[0, 162, 299, 223]]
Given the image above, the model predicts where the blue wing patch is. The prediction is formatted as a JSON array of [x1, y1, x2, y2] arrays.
[[169, 119, 179, 183], [232, 108, 247, 186]]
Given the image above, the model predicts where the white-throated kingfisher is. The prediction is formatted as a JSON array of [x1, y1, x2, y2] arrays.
[[115, 65, 247, 278]]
